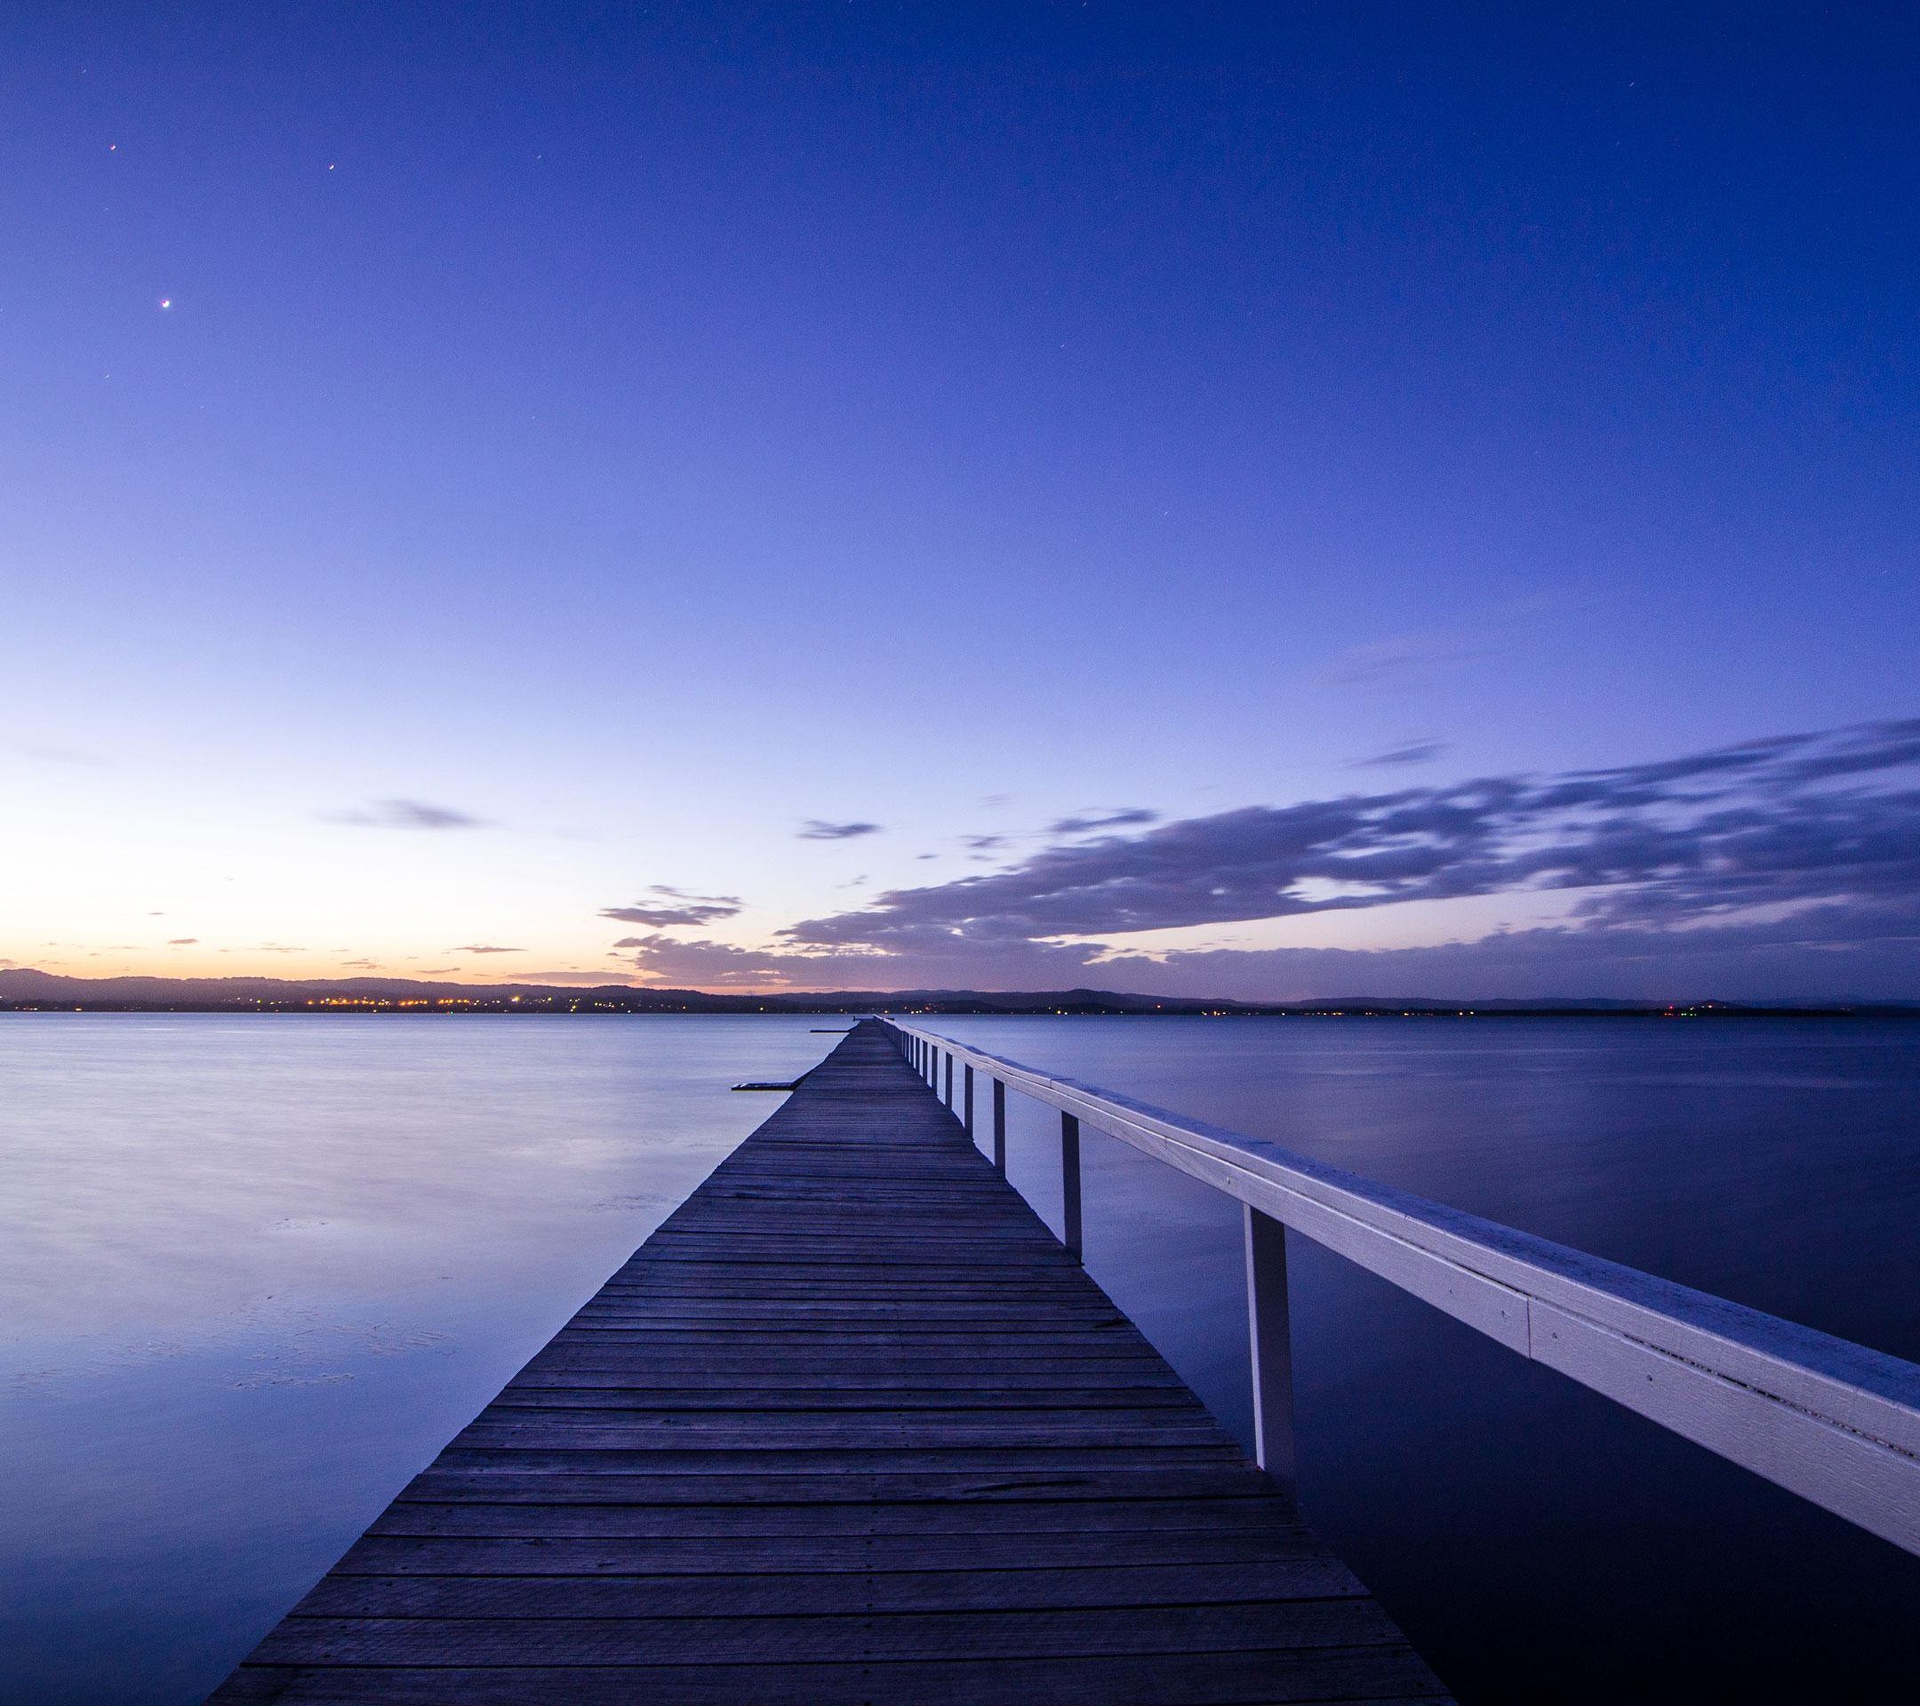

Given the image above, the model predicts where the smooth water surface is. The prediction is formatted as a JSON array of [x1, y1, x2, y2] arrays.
[[3, 1014, 1918, 1703], [936, 1015, 1920, 1704], [0, 1015, 830, 1706]]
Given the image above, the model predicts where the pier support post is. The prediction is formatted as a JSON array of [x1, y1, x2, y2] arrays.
[[992, 1079, 1006, 1173], [1244, 1205, 1297, 1503], [1060, 1113, 1082, 1261], [963, 1065, 974, 1139], [944, 1052, 953, 1107]]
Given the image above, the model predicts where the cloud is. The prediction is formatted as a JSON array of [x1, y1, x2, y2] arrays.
[[1312, 632, 1484, 689], [1048, 808, 1160, 835], [963, 835, 1008, 851], [614, 909, 1920, 1002], [453, 944, 523, 954], [601, 884, 744, 928], [774, 718, 1920, 953], [799, 819, 883, 840], [602, 905, 741, 928], [616, 932, 850, 988], [1353, 741, 1449, 768], [601, 720, 1920, 1000], [166, 937, 198, 945], [325, 798, 486, 830]]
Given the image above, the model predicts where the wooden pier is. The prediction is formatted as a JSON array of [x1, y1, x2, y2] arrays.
[[209, 1020, 1446, 1703]]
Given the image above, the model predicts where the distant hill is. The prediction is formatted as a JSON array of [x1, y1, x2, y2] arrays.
[[1, 968, 1913, 1017]]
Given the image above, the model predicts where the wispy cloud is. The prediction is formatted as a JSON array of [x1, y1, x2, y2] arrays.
[[601, 884, 744, 928], [1353, 741, 1449, 768], [1312, 631, 1485, 689], [779, 719, 1920, 949], [453, 944, 523, 954], [166, 937, 198, 945], [325, 798, 486, 830], [601, 722, 1920, 999], [798, 819, 883, 840], [1047, 808, 1160, 836], [614, 932, 847, 988]]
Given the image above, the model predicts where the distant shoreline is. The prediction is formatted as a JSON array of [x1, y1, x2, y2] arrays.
[[1, 971, 1913, 1019]]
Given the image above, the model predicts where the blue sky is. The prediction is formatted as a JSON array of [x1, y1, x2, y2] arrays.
[[4, 4, 1918, 997]]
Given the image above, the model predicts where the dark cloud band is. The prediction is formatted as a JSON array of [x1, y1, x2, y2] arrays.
[[799, 820, 883, 840], [782, 720, 1920, 950]]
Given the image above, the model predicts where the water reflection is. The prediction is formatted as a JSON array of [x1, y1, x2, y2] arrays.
[[5, 1014, 1918, 1703], [938, 1016, 1920, 1704], [0, 1014, 827, 1706]]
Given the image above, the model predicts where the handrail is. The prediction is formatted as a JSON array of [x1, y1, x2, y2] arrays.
[[883, 1019, 1920, 1558]]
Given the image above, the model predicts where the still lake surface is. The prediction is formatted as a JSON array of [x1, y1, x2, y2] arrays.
[[2, 1013, 1917, 1704]]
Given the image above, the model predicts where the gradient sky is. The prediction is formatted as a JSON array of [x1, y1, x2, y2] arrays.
[[5, 3, 1918, 998]]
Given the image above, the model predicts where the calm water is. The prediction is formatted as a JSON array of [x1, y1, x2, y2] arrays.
[[3, 1015, 1918, 1703]]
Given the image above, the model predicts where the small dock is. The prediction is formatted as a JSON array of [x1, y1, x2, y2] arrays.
[[210, 1021, 1446, 1703]]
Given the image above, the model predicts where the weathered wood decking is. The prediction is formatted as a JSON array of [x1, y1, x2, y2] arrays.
[[209, 1021, 1447, 1703]]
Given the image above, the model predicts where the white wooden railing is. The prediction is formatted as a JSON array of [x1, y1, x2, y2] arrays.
[[883, 1020, 1920, 1557]]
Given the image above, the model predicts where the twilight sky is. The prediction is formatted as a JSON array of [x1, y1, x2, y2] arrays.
[[4, 3, 1918, 998]]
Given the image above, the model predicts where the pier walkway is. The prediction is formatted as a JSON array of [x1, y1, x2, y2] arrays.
[[210, 1021, 1446, 1703]]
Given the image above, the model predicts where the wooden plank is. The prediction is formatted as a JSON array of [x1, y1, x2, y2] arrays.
[[295, 1557, 1371, 1616], [489, 1387, 1205, 1409], [250, 1599, 1408, 1664], [430, 1447, 1253, 1473], [336, 1527, 1355, 1574], [206, 1653, 1447, 1705], [208, 1021, 1448, 1704], [372, 1481, 1305, 1527], [395, 1466, 1279, 1504]]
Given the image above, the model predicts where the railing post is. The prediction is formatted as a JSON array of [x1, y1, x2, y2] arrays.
[[992, 1078, 1006, 1172], [944, 1051, 953, 1107], [1060, 1112, 1082, 1261], [1244, 1205, 1297, 1503], [963, 1064, 974, 1139]]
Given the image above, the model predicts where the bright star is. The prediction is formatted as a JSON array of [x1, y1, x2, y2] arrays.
[[159, 298, 172, 309]]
